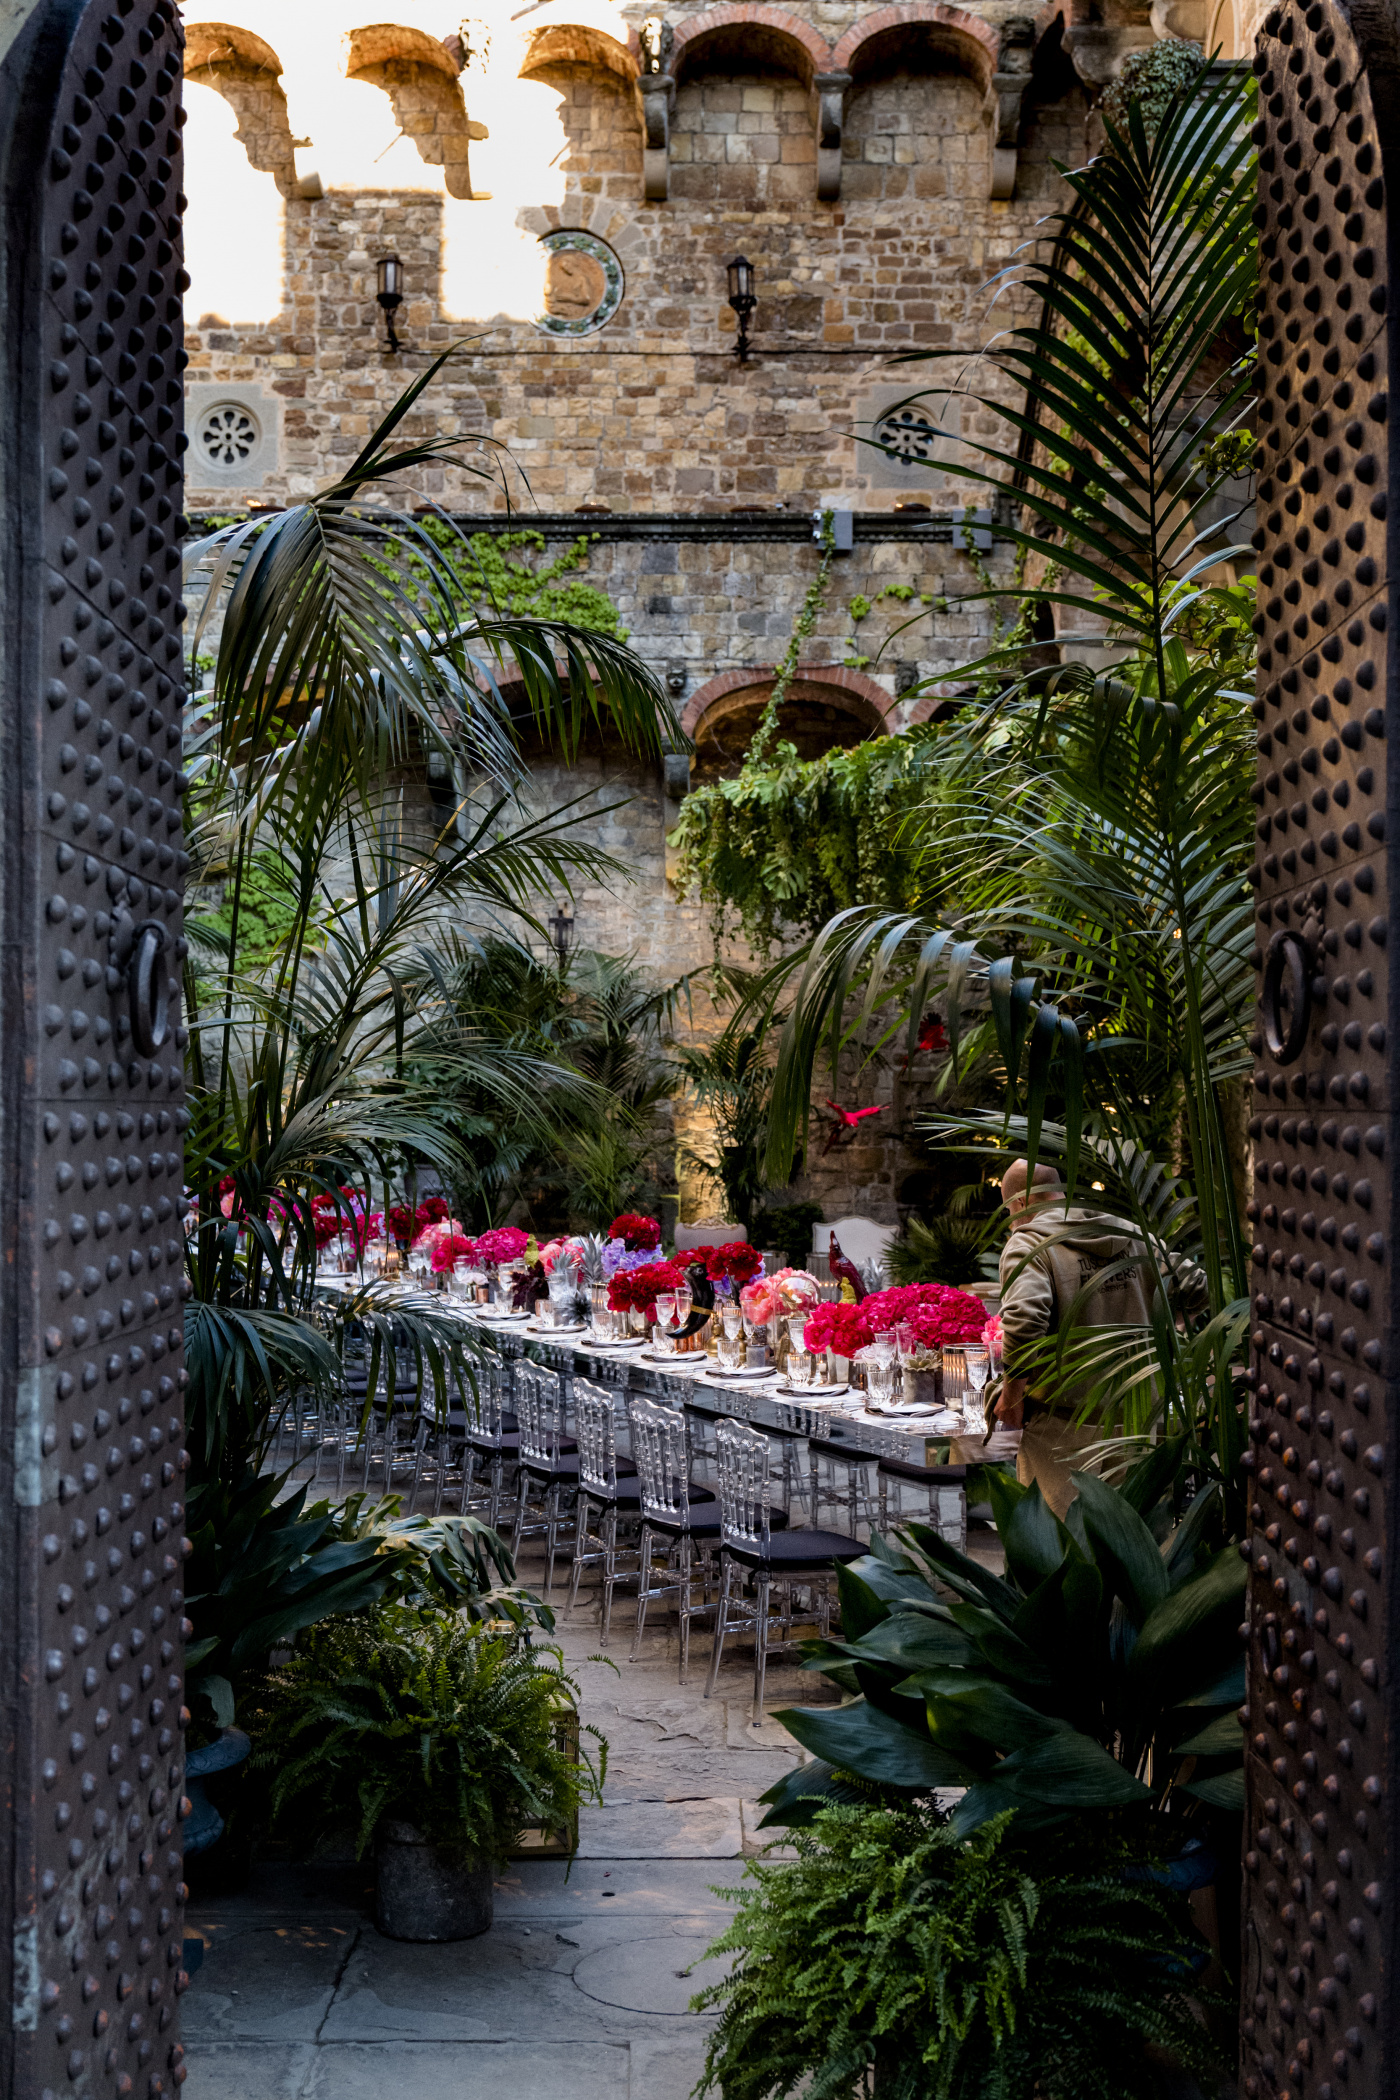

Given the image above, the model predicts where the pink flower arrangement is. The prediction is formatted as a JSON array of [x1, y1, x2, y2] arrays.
[[804, 1281, 987, 1357], [413, 1216, 469, 1253], [538, 1236, 586, 1275], [473, 1225, 531, 1268], [430, 1234, 478, 1275], [739, 1275, 779, 1324]]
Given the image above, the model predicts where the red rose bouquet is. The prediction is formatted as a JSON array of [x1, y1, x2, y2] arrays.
[[607, 1258, 686, 1324], [803, 1281, 985, 1356], [608, 1213, 662, 1252], [683, 1242, 762, 1292], [430, 1234, 478, 1276]]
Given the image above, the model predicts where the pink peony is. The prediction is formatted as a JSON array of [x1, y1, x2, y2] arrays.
[[804, 1281, 986, 1356], [474, 1225, 531, 1267], [739, 1276, 779, 1325]]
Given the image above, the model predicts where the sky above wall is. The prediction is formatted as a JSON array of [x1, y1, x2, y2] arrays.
[[180, 0, 633, 326]]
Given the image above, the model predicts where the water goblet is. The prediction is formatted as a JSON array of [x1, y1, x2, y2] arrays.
[[717, 1328, 744, 1373], [866, 1355, 899, 1408], [788, 1311, 810, 1350], [653, 1320, 677, 1355], [787, 1346, 816, 1390], [654, 1291, 677, 1333], [720, 1302, 743, 1341], [893, 1321, 916, 1364], [963, 1343, 990, 1424]]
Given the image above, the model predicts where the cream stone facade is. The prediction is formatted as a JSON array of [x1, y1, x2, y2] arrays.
[[178, 0, 1221, 1224]]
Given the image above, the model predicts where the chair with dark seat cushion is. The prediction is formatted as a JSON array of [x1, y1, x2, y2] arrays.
[[704, 1417, 863, 1725], [626, 1393, 724, 1681], [877, 1456, 968, 1550], [512, 1362, 585, 1598], [567, 1377, 644, 1641]]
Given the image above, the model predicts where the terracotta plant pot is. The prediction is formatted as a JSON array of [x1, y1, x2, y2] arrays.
[[375, 1821, 494, 1941]]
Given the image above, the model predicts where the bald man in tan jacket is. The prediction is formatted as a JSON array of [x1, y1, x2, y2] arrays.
[[993, 1161, 1207, 1516]]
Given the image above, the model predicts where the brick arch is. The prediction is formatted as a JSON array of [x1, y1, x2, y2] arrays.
[[666, 5, 835, 84], [831, 2, 1001, 85], [343, 22, 487, 199], [681, 663, 896, 740], [522, 24, 639, 84], [184, 22, 299, 195]]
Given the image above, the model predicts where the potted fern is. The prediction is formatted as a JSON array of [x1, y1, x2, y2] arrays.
[[250, 1603, 604, 1939]]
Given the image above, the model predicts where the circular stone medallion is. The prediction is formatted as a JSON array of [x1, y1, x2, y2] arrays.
[[537, 229, 624, 336]]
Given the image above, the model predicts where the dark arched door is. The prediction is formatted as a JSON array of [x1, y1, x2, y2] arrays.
[[0, 2, 189, 2094], [1245, 1, 1397, 2091]]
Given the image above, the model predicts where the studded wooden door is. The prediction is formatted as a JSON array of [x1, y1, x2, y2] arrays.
[[1245, 0, 1397, 2093], [0, 2, 190, 2096]]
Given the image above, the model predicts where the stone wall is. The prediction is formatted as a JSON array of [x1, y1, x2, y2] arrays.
[[177, 0, 1166, 1230]]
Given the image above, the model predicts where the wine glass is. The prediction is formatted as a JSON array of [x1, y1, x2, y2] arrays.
[[673, 1283, 693, 1328], [720, 1302, 743, 1341], [654, 1291, 677, 1333], [963, 1343, 990, 1425], [867, 1355, 899, 1408], [893, 1321, 916, 1364], [941, 1347, 967, 1424]]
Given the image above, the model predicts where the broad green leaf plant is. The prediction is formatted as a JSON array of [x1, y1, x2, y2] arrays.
[[759, 1464, 1246, 1839]]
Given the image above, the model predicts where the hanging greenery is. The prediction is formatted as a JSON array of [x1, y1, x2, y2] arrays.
[[670, 727, 945, 954], [417, 517, 628, 639]]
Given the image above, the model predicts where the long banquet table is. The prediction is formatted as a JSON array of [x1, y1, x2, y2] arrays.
[[454, 1307, 1018, 1538]]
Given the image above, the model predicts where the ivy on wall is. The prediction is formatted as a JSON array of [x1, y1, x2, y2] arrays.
[[420, 519, 628, 639]]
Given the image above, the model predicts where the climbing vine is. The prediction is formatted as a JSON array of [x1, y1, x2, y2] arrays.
[[744, 509, 838, 770]]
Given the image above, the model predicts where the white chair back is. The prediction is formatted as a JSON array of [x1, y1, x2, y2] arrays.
[[714, 1417, 771, 1552], [812, 1215, 897, 1269], [573, 1376, 620, 1495], [628, 1394, 692, 1524]]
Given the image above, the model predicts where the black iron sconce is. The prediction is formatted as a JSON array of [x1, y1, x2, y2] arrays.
[[376, 254, 404, 353], [548, 900, 575, 965], [726, 254, 756, 363]]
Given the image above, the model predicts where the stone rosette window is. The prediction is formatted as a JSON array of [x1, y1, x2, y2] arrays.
[[537, 229, 624, 337], [196, 399, 262, 469]]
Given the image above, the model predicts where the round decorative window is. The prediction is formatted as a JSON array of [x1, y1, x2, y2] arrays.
[[536, 230, 623, 337], [873, 406, 941, 466], [196, 401, 262, 469]]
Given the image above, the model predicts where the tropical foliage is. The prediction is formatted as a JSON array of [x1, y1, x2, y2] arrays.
[[179, 350, 676, 1711], [694, 1803, 1223, 2100], [760, 1464, 1245, 1836], [250, 1602, 601, 1864], [711, 62, 1260, 1492]]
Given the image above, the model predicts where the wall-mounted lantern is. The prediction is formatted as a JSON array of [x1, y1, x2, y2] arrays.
[[548, 900, 575, 966], [726, 255, 756, 363], [376, 254, 404, 353]]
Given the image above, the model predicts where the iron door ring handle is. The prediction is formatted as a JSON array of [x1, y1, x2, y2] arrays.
[[129, 919, 169, 1056], [1261, 928, 1310, 1064]]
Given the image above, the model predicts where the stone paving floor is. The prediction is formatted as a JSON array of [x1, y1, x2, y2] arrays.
[[182, 1535, 834, 2100]]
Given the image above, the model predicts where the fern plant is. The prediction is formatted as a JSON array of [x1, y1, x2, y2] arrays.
[[693, 1803, 1222, 2100], [249, 1603, 603, 1865]]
